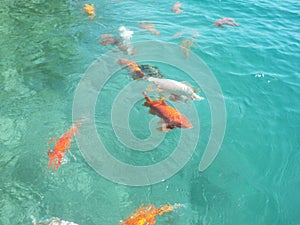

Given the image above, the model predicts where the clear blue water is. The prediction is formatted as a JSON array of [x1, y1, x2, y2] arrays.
[[1, 0, 299, 224]]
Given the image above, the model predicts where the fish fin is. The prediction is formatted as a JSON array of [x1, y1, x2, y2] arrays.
[[156, 87, 164, 93], [193, 87, 200, 93], [168, 94, 181, 102], [157, 122, 170, 132], [148, 108, 156, 115], [192, 93, 205, 101], [161, 97, 167, 105]]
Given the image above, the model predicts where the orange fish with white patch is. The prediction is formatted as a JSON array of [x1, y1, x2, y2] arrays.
[[142, 92, 192, 131], [119, 204, 181, 225], [48, 122, 80, 170]]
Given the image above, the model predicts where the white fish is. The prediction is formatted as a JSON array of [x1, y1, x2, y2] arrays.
[[146, 77, 204, 102], [31, 216, 78, 225], [119, 26, 134, 54]]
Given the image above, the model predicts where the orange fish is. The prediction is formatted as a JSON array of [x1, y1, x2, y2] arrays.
[[139, 22, 160, 35], [214, 17, 239, 27], [83, 4, 96, 19], [119, 204, 180, 225], [48, 122, 80, 170], [142, 92, 192, 131], [118, 58, 145, 79]]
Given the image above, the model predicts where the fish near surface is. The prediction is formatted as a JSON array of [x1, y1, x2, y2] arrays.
[[142, 92, 192, 131], [83, 4, 95, 19], [119, 204, 182, 225], [147, 77, 204, 102], [48, 122, 80, 170], [31, 216, 78, 225]]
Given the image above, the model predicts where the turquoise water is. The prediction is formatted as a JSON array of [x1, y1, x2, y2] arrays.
[[1, 0, 299, 224]]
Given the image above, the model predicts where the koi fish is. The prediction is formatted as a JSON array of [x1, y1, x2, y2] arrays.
[[171, 2, 182, 14], [99, 34, 118, 45], [147, 77, 204, 102], [180, 38, 197, 58], [118, 58, 145, 79], [142, 92, 192, 131], [214, 17, 239, 27], [31, 216, 78, 225], [119, 204, 181, 225], [99, 33, 136, 55], [139, 22, 160, 35], [83, 4, 96, 19], [48, 122, 80, 170]]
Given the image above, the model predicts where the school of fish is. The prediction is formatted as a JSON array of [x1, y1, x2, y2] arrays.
[[43, 2, 239, 224]]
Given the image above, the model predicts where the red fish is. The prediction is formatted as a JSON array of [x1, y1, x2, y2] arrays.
[[118, 58, 145, 79], [48, 122, 80, 170], [142, 92, 192, 131]]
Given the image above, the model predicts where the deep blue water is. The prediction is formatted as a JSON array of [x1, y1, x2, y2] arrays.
[[0, 0, 299, 224]]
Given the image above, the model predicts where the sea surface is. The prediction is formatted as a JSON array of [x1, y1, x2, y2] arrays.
[[0, 0, 299, 224]]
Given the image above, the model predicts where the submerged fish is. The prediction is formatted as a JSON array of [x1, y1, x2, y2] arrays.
[[142, 92, 192, 131], [99, 34, 118, 45], [99, 33, 136, 55], [48, 122, 80, 170], [214, 17, 239, 27], [171, 2, 182, 14], [180, 38, 197, 58], [118, 58, 145, 79], [146, 77, 204, 102], [119, 204, 181, 225], [139, 22, 160, 35]]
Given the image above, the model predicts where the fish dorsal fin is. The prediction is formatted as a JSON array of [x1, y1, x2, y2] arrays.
[[193, 87, 200, 93], [161, 97, 167, 105]]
